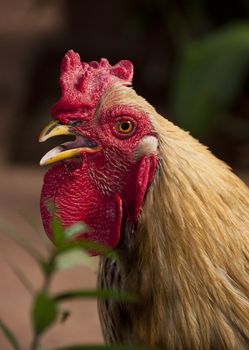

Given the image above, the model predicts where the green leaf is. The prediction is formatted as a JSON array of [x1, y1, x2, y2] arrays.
[[6, 259, 34, 295], [0, 217, 44, 262], [64, 222, 93, 239], [53, 288, 136, 303], [171, 22, 249, 137], [0, 319, 20, 350], [55, 248, 92, 271], [32, 292, 58, 335], [52, 216, 65, 247], [0, 218, 42, 257], [56, 239, 118, 260], [19, 209, 52, 251]]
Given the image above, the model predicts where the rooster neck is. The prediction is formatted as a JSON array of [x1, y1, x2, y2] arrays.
[[98, 117, 249, 348], [99, 152, 249, 350]]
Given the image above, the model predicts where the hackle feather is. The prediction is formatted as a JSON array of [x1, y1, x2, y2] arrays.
[[98, 85, 249, 349]]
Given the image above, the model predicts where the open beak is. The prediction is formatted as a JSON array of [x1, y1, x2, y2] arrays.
[[39, 120, 102, 166]]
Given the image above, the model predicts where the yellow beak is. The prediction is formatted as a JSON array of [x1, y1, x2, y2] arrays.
[[39, 120, 102, 166], [39, 120, 73, 142]]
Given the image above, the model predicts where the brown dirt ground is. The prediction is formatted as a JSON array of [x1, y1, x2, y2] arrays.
[[0, 165, 248, 349]]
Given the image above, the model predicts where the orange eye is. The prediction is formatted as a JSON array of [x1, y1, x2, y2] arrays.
[[115, 120, 134, 134]]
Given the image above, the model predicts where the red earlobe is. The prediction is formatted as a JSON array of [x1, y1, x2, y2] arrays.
[[113, 192, 123, 247], [125, 155, 158, 222], [134, 155, 158, 221]]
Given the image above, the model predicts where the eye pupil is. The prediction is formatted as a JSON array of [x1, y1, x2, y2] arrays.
[[115, 118, 135, 136], [121, 122, 130, 131]]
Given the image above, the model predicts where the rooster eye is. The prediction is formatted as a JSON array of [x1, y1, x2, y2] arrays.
[[115, 120, 135, 134]]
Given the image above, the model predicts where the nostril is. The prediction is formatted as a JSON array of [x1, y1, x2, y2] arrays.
[[68, 120, 82, 127]]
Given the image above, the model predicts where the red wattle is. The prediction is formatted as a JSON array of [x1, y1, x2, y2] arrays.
[[40, 161, 122, 249]]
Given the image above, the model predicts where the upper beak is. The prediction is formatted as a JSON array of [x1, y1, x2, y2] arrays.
[[39, 120, 73, 142], [39, 120, 102, 166]]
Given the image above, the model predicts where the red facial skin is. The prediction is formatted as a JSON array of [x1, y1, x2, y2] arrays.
[[40, 51, 158, 250]]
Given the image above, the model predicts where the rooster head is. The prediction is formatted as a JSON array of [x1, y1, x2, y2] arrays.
[[40, 50, 158, 250]]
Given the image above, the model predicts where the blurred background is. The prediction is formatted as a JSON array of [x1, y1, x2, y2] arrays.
[[0, 0, 248, 348]]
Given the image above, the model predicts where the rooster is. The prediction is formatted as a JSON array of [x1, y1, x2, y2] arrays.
[[39, 50, 249, 349]]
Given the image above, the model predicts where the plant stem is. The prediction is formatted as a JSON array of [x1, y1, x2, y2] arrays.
[[30, 252, 55, 349], [30, 333, 39, 350]]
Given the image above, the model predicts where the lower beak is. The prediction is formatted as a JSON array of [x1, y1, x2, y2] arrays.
[[39, 120, 102, 166]]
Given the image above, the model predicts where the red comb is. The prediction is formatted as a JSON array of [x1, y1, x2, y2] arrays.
[[51, 50, 133, 123]]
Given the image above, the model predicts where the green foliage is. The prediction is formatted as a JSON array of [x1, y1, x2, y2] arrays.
[[0, 320, 20, 350], [64, 222, 93, 239], [6, 261, 34, 295], [53, 289, 135, 303], [32, 292, 58, 335], [55, 248, 92, 271], [0, 218, 44, 262], [52, 217, 65, 247], [171, 22, 249, 137], [0, 216, 138, 350]]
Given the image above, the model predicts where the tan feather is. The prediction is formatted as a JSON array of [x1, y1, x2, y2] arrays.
[[98, 84, 249, 349]]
